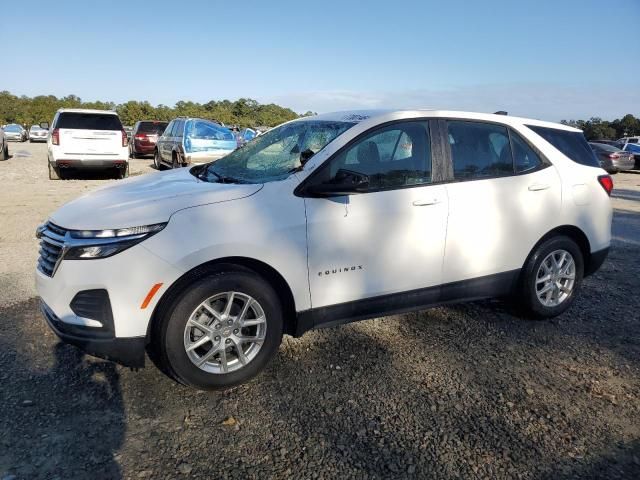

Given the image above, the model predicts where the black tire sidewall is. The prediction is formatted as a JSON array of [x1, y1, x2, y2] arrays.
[[161, 271, 283, 390], [522, 236, 584, 318]]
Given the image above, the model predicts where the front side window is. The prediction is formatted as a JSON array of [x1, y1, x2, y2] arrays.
[[511, 131, 543, 173], [319, 121, 432, 190], [448, 121, 513, 179], [197, 120, 354, 184]]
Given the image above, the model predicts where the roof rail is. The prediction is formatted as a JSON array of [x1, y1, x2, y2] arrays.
[[494, 111, 508, 115]]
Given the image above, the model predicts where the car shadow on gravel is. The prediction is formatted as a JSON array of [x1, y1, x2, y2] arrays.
[[0, 300, 125, 479]]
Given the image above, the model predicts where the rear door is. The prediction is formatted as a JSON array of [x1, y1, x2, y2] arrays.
[[441, 120, 561, 285], [158, 120, 175, 162], [55, 112, 123, 155]]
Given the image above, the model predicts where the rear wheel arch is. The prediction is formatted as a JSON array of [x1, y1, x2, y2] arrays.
[[523, 225, 591, 276], [147, 257, 298, 343]]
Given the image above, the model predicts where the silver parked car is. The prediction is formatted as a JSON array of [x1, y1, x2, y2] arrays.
[[3, 124, 26, 142], [589, 142, 635, 173], [29, 125, 48, 142]]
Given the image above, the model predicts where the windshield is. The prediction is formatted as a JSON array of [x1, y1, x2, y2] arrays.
[[197, 120, 355, 183], [5, 125, 21, 132]]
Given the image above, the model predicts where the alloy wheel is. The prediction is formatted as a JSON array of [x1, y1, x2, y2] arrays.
[[535, 249, 576, 307], [183, 292, 267, 374]]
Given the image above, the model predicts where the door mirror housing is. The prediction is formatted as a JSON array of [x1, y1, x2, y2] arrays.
[[40, 122, 49, 130], [303, 169, 370, 197]]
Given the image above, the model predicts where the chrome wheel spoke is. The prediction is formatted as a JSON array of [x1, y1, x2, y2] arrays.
[[537, 274, 552, 284], [219, 346, 229, 373], [196, 344, 220, 367], [223, 292, 235, 316], [202, 302, 223, 321], [241, 316, 266, 327], [187, 317, 212, 334], [233, 339, 248, 365], [186, 335, 211, 352]]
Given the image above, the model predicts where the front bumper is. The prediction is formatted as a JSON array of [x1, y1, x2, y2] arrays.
[[30, 137, 47, 142], [41, 300, 146, 367]]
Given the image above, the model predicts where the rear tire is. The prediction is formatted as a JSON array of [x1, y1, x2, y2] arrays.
[[154, 150, 163, 170], [48, 163, 60, 180], [518, 235, 584, 318], [156, 269, 283, 390]]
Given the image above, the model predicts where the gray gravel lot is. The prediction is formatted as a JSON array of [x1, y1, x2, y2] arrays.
[[0, 142, 639, 479]]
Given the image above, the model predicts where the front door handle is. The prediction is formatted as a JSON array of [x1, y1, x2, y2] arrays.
[[412, 199, 441, 206], [528, 184, 550, 191]]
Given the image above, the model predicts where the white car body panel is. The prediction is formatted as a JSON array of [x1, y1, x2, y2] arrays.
[[35, 109, 612, 353]]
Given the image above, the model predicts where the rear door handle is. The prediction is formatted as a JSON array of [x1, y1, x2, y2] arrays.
[[412, 199, 441, 206], [528, 184, 550, 191]]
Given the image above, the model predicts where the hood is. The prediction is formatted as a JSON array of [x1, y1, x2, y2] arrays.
[[50, 168, 263, 229]]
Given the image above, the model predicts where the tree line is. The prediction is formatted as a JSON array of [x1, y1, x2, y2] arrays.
[[561, 114, 640, 140], [0, 91, 312, 128]]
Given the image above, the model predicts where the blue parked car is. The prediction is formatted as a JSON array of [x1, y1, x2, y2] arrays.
[[154, 117, 237, 169]]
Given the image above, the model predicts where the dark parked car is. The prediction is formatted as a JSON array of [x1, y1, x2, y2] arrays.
[[621, 142, 640, 169], [129, 121, 168, 158], [589, 142, 634, 173]]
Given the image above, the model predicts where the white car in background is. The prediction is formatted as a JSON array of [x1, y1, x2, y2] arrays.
[[36, 109, 612, 390], [29, 125, 48, 142], [3, 124, 26, 142], [46, 108, 129, 180]]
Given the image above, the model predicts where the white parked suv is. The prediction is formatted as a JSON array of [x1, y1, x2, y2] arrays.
[[47, 108, 129, 180], [36, 110, 613, 390]]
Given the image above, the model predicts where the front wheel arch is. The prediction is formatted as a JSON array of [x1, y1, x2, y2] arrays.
[[147, 257, 298, 345]]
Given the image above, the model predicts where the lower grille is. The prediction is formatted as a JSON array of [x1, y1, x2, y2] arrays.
[[37, 222, 69, 277]]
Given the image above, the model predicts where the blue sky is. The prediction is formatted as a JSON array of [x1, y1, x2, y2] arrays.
[[2, 0, 639, 120]]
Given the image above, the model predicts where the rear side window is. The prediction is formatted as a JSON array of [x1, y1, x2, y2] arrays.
[[138, 122, 168, 134], [187, 120, 235, 141], [447, 121, 513, 179], [527, 125, 599, 167], [55, 113, 123, 131], [511, 131, 543, 173]]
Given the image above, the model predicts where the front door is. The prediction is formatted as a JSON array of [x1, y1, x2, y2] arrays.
[[304, 120, 449, 309]]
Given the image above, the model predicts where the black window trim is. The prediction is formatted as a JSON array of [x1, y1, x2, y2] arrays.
[[440, 118, 552, 184], [295, 118, 443, 197]]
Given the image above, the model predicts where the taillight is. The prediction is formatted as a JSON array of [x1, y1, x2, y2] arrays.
[[51, 128, 59, 145], [598, 174, 613, 196], [608, 153, 620, 159], [134, 134, 146, 140], [121, 130, 128, 147]]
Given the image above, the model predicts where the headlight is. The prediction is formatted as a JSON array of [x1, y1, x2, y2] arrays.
[[65, 223, 166, 260]]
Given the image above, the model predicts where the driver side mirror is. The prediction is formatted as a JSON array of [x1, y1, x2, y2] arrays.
[[303, 169, 370, 197], [40, 122, 49, 130]]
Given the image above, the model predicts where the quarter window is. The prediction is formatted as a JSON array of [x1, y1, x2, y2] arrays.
[[324, 121, 432, 190], [511, 131, 543, 173], [447, 121, 513, 179]]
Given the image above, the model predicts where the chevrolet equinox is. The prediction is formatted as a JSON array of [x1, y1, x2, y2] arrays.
[[36, 110, 612, 390]]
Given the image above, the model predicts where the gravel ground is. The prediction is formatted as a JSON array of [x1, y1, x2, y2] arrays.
[[0, 142, 639, 479]]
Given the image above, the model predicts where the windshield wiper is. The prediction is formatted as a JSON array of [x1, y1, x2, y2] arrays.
[[210, 170, 243, 184]]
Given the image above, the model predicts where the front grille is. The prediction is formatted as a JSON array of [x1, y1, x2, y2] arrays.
[[37, 222, 69, 277]]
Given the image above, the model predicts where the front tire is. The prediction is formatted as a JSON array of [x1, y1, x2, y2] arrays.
[[1, 145, 7, 161], [157, 269, 283, 390], [518, 235, 584, 318], [154, 150, 163, 170]]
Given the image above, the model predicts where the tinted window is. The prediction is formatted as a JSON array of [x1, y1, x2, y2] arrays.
[[187, 120, 234, 141], [628, 138, 639, 144], [625, 143, 640, 153], [173, 120, 184, 138], [138, 121, 168, 134], [590, 143, 619, 153], [511, 131, 543, 173], [325, 121, 432, 190], [448, 121, 513, 179], [55, 112, 123, 131], [527, 125, 599, 167]]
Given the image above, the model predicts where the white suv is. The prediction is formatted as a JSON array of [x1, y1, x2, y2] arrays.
[[47, 108, 129, 180], [36, 110, 612, 390]]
